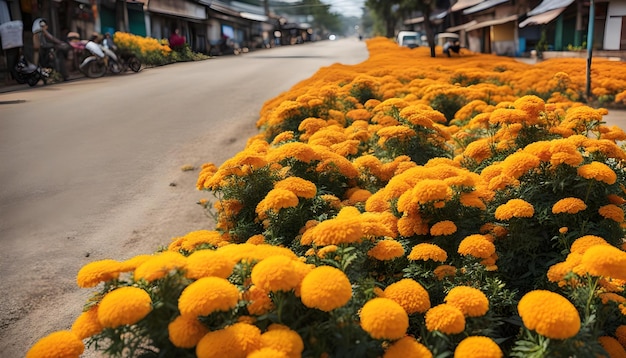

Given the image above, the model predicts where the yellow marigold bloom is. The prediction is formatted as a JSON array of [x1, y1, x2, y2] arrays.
[[76, 259, 122, 288], [244, 285, 274, 315], [514, 95, 545, 119], [344, 188, 373, 206], [178, 277, 239, 317], [570, 235, 609, 254], [360, 298, 409, 340], [300, 216, 363, 246], [494, 198, 534, 220], [410, 179, 451, 205], [317, 244, 338, 259], [185, 249, 235, 280], [408, 243, 448, 262], [217, 243, 297, 264], [425, 303, 466, 334], [251, 255, 304, 292], [271, 131, 294, 144], [444, 286, 489, 317], [71, 306, 102, 340], [501, 152, 540, 179], [489, 108, 528, 125], [464, 138, 492, 164], [434, 265, 457, 280], [598, 336, 626, 358], [615, 325, 626, 347], [168, 315, 209, 349], [119, 254, 153, 272], [360, 212, 396, 238], [458, 234, 496, 259], [174, 230, 230, 252], [577, 161, 617, 185], [524, 141, 552, 162], [552, 197, 587, 214], [134, 251, 187, 282], [608, 194, 626, 206], [367, 239, 405, 261], [248, 348, 289, 358], [274, 176, 317, 199], [266, 142, 319, 163], [430, 220, 457, 236], [247, 234, 266, 245], [300, 266, 352, 311], [260, 326, 304, 358], [346, 108, 372, 122], [376, 125, 417, 146], [227, 322, 263, 355], [599, 292, 626, 305], [98, 287, 152, 328], [384, 336, 433, 358], [196, 328, 239, 358], [582, 245, 626, 280], [460, 191, 487, 210], [383, 278, 431, 314], [26, 330, 84, 358], [599, 204, 625, 223], [454, 336, 503, 358], [255, 188, 300, 219], [517, 290, 580, 339]]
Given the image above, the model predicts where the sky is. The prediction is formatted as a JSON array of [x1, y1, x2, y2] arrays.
[[321, 0, 365, 17]]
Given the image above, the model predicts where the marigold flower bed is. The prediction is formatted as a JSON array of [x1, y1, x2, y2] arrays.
[[28, 37, 626, 358]]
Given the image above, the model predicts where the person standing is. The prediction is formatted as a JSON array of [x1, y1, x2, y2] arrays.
[[168, 28, 185, 51], [38, 19, 69, 81]]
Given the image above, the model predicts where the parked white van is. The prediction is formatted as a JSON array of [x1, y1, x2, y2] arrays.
[[397, 31, 420, 49]]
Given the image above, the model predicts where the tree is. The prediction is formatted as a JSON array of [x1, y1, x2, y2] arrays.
[[400, 0, 438, 57], [365, 0, 401, 38]]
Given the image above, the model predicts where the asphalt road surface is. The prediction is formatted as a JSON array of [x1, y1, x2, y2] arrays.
[[0, 37, 369, 357]]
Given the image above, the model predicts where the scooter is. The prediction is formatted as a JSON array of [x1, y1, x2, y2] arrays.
[[12, 56, 50, 87], [79, 41, 121, 78]]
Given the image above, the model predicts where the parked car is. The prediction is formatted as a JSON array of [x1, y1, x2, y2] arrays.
[[397, 31, 420, 49]]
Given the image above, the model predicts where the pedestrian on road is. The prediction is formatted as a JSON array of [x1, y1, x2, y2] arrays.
[[38, 19, 69, 81]]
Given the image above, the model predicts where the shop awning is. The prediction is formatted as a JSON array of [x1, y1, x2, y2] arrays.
[[446, 20, 478, 32], [403, 10, 448, 25], [148, 0, 206, 20], [450, 0, 483, 12], [466, 14, 518, 31], [528, 0, 574, 16], [404, 16, 424, 25], [519, 7, 565, 27], [240, 12, 268, 22], [463, 0, 509, 15]]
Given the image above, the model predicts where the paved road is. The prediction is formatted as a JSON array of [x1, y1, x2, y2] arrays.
[[0, 38, 370, 357]]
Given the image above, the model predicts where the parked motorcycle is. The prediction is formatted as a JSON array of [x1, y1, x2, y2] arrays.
[[12, 56, 50, 87], [79, 41, 141, 78]]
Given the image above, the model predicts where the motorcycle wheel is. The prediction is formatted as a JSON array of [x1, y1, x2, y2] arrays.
[[128, 56, 141, 73], [27, 72, 40, 87], [12, 69, 27, 84], [86, 61, 106, 78], [109, 60, 122, 74]]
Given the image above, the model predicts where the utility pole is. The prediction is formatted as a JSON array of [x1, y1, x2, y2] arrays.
[[585, 0, 594, 100]]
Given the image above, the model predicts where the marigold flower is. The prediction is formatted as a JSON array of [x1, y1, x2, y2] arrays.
[[384, 336, 433, 358], [76, 259, 122, 288], [458, 234, 496, 259], [570, 235, 609, 254], [26, 330, 84, 358], [196, 326, 244, 358], [406, 179, 451, 205], [300, 266, 352, 311], [174, 230, 230, 252], [599, 292, 626, 305], [582, 245, 626, 280], [460, 191, 487, 210], [367, 239, 405, 260], [444, 286, 489, 317], [430, 220, 457, 236], [598, 336, 626, 357], [517, 290, 580, 339], [185, 249, 235, 279], [251, 255, 304, 292], [134, 251, 187, 282], [599, 204, 625, 223], [434, 265, 457, 280], [98, 287, 152, 328], [300, 216, 363, 246], [71, 306, 102, 340], [227, 322, 263, 355], [494, 199, 534, 220], [255, 188, 300, 218], [178, 277, 239, 317], [260, 326, 304, 358], [454, 336, 503, 358], [265, 142, 320, 163], [168, 315, 209, 349], [501, 152, 540, 179], [360, 297, 409, 340], [552, 197, 587, 214], [408, 243, 448, 262], [615, 325, 626, 347], [248, 348, 289, 358], [274, 177, 317, 199], [243, 285, 274, 315], [464, 138, 492, 163], [383, 278, 431, 314], [577, 161, 617, 185], [425, 303, 466, 334]]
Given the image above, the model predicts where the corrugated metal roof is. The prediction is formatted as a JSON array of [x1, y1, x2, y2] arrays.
[[466, 14, 518, 30], [463, 0, 509, 15], [528, 0, 575, 16], [446, 20, 478, 32], [451, 0, 483, 12], [519, 7, 566, 27]]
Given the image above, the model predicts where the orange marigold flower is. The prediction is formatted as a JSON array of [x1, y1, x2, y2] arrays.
[[454, 336, 503, 358], [598, 336, 626, 358], [570, 235, 609, 254], [408, 243, 448, 262], [494, 199, 534, 220], [26, 330, 84, 358], [367, 239, 405, 261], [71, 306, 102, 340], [434, 265, 457, 280], [409, 179, 451, 205], [178, 277, 239, 317], [425, 303, 466, 334], [255, 188, 300, 218], [444, 286, 489, 317], [76, 259, 122, 288], [599, 292, 626, 305], [98, 287, 152, 328], [460, 191, 487, 210], [360, 298, 409, 340], [552, 197, 587, 214], [384, 336, 433, 358], [317, 244, 338, 259], [300, 266, 352, 312], [185, 249, 235, 280], [134, 251, 187, 282], [517, 290, 580, 339], [260, 325, 304, 358], [274, 177, 317, 199], [608, 194, 626, 206], [266, 142, 320, 163], [599, 204, 625, 223], [577, 161, 617, 185], [615, 325, 626, 347], [300, 216, 363, 246], [168, 315, 209, 349], [501, 152, 540, 179], [458, 234, 496, 259], [430, 220, 457, 236], [248, 348, 289, 358], [464, 138, 492, 164], [243, 285, 274, 315], [196, 327, 240, 358], [383, 278, 431, 314], [251, 255, 304, 293], [582, 245, 626, 280]]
